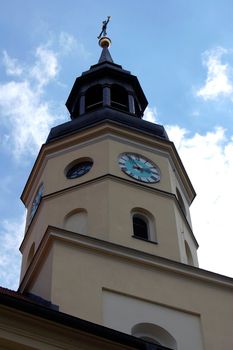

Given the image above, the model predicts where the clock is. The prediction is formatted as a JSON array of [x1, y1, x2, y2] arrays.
[[66, 160, 93, 179], [118, 153, 160, 183], [30, 183, 44, 220]]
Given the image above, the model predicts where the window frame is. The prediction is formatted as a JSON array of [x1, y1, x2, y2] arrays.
[[131, 209, 157, 244]]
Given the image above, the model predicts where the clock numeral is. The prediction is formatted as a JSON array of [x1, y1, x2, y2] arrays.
[[142, 177, 149, 182], [121, 155, 129, 161], [151, 168, 159, 174]]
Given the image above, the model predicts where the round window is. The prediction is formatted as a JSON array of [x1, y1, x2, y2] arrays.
[[66, 160, 93, 179]]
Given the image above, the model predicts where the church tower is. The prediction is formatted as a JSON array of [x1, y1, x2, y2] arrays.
[[17, 33, 233, 350]]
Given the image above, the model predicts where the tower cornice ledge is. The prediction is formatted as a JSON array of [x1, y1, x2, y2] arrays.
[[19, 225, 233, 295], [20, 173, 198, 251]]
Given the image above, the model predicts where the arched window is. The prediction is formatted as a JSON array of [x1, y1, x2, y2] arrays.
[[111, 84, 129, 112], [85, 85, 103, 112], [132, 323, 177, 349], [185, 240, 194, 266], [176, 188, 186, 216], [133, 214, 149, 240], [64, 209, 88, 235], [131, 209, 156, 242]]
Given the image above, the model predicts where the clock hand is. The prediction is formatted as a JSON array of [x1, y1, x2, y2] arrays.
[[129, 156, 146, 171], [128, 155, 154, 174], [128, 156, 138, 167], [133, 165, 141, 170], [128, 157, 142, 171], [143, 168, 151, 173]]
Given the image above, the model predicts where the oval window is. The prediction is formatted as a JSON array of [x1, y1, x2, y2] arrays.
[[66, 159, 93, 179]]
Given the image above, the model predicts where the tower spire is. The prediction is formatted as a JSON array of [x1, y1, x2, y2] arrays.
[[65, 18, 148, 120], [97, 16, 113, 63], [98, 44, 113, 63]]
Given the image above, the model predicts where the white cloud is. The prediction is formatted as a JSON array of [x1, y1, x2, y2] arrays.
[[0, 45, 63, 159], [197, 47, 233, 100], [0, 213, 25, 290], [2, 50, 23, 77], [167, 125, 233, 277], [59, 32, 77, 54], [59, 32, 90, 58], [30, 46, 59, 88], [0, 33, 90, 160], [0, 80, 60, 158], [191, 110, 200, 117], [143, 107, 158, 123]]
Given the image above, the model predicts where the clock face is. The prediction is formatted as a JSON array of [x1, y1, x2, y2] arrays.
[[30, 183, 44, 220], [66, 160, 93, 179], [118, 153, 160, 183]]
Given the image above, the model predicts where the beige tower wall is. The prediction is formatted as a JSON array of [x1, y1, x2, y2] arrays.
[[20, 228, 233, 350], [20, 127, 198, 281], [18, 122, 233, 350], [20, 175, 197, 280]]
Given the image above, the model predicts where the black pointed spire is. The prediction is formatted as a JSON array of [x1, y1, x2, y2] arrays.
[[98, 46, 113, 63]]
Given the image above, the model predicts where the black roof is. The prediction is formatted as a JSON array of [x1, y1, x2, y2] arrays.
[[47, 107, 169, 143], [66, 45, 148, 118]]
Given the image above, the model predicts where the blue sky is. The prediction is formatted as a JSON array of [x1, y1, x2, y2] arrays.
[[1, 1, 233, 289]]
